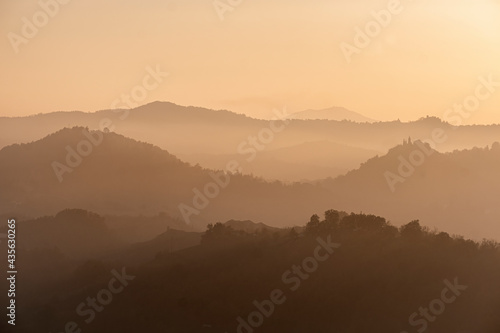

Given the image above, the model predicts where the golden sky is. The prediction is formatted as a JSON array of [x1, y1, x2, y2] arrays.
[[1, 0, 500, 123]]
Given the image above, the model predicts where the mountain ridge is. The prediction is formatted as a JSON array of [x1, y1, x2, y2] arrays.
[[288, 106, 376, 123], [0, 127, 335, 228]]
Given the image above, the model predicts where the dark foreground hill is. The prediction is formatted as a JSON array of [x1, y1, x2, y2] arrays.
[[11, 211, 500, 333]]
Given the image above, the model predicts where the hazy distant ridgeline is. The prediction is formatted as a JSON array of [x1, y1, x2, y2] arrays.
[[178, 140, 379, 182], [287, 106, 377, 123], [1, 102, 500, 182], [0, 102, 497, 155]]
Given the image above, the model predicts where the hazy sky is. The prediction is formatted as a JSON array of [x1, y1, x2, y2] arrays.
[[1, 0, 500, 123]]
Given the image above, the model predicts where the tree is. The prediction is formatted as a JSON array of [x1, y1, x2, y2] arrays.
[[400, 220, 423, 238], [305, 214, 321, 234], [323, 209, 340, 232], [201, 222, 236, 244]]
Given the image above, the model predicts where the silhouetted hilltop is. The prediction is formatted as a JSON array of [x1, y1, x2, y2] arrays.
[[13, 208, 120, 258], [223, 219, 280, 233], [131, 101, 253, 123], [0, 127, 189, 216]]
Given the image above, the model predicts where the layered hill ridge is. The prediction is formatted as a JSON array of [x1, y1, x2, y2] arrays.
[[323, 140, 500, 239], [2, 127, 500, 240], [1, 101, 499, 153], [0, 127, 334, 227], [2, 102, 500, 183], [223, 219, 280, 233], [288, 106, 376, 123]]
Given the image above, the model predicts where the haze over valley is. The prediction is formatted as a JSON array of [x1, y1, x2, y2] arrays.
[[2, 1, 500, 332]]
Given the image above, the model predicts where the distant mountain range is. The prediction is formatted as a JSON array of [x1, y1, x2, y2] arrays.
[[287, 107, 376, 123], [2, 101, 499, 182], [1, 102, 498, 157]]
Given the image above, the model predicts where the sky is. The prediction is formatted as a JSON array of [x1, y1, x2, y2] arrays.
[[1, 0, 500, 124]]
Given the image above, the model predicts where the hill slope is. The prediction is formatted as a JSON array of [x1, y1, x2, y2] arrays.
[[1, 102, 499, 155], [14, 213, 500, 333], [0, 127, 335, 228], [322, 140, 500, 240], [2, 102, 500, 183]]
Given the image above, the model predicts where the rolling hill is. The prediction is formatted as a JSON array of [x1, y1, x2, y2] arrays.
[[0, 127, 335, 228], [1, 102, 499, 180], [2, 126, 500, 240], [14, 212, 500, 333], [322, 140, 500, 240]]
